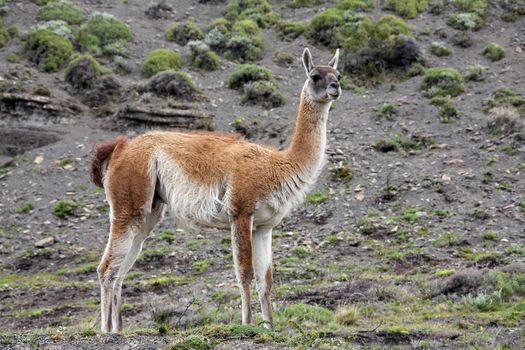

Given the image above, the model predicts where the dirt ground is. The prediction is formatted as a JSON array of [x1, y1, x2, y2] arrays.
[[0, 1, 524, 349]]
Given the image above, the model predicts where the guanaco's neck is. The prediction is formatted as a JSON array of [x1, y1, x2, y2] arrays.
[[285, 82, 331, 171]]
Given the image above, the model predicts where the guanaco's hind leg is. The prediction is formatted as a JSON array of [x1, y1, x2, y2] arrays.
[[98, 199, 165, 333], [252, 225, 273, 328], [231, 215, 254, 324]]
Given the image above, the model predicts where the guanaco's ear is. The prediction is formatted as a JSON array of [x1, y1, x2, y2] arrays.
[[328, 48, 339, 70], [302, 48, 314, 77]]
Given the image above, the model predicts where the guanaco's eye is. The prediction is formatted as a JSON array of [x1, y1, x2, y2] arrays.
[[311, 74, 321, 82], [337, 74, 342, 81]]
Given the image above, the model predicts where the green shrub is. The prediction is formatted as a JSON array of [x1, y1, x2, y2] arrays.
[[188, 41, 220, 70], [79, 12, 133, 56], [305, 7, 346, 49], [204, 22, 230, 53], [483, 43, 505, 62], [430, 96, 459, 123], [225, 19, 264, 62], [449, 0, 487, 17], [35, 20, 74, 40], [241, 81, 284, 109], [336, 0, 374, 11], [430, 41, 452, 57], [464, 64, 486, 81], [287, 0, 325, 8], [13, 202, 34, 214], [166, 20, 204, 45], [447, 12, 483, 31], [141, 49, 182, 77], [146, 71, 200, 100], [66, 54, 103, 77], [341, 14, 420, 82], [227, 63, 273, 89], [26, 29, 73, 72], [420, 67, 464, 98], [384, 0, 428, 19], [275, 20, 305, 41], [37, 0, 85, 25], [225, 0, 279, 28], [501, 0, 525, 21], [0, 18, 6, 49]]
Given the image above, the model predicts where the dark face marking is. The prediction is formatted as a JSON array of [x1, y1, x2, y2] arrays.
[[308, 65, 342, 101]]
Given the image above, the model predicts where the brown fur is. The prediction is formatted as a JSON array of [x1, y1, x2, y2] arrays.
[[91, 136, 129, 188]]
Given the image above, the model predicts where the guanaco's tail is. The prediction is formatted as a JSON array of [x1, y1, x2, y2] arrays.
[[90, 136, 128, 188]]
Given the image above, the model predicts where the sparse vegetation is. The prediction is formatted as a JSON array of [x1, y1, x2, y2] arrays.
[[430, 96, 459, 123], [141, 49, 182, 77], [372, 133, 434, 153], [13, 202, 34, 214], [430, 41, 452, 57], [483, 42, 505, 62], [52, 200, 78, 218]]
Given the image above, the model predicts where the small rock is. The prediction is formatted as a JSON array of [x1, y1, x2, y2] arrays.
[[35, 236, 55, 248], [34, 155, 44, 164]]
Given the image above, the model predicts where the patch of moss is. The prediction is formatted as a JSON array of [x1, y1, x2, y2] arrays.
[[26, 29, 73, 72], [78, 12, 133, 56], [225, 0, 279, 29], [141, 49, 182, 77], [275, 20, 305, 41], [483, 43, 505, 62], [166, 20, 204, 45], [384, 0, 428, 19], [188, 41, 220, 71], [227, 63, 273, 89], [447, 12, 483, 31], [241, 81, 284, 109], [420, 67, 464, 98], [225, 19, 264, 62], [37, 0, 85, 25], [430, 41, 452, 57]]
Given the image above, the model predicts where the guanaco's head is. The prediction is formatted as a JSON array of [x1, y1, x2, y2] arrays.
[[302, 48, 341, 103]]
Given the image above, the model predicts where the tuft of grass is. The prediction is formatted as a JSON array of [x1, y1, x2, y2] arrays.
[[282, 303, 335, 325], [141, 49, 182, 78], [159, 229, 176, 244], [464, 64, 487, 81], [480, 230, 498, 242], [376, 102, 396, 118], [430, 96, 459, 123], [13, 201, 34, 214], [290, 246, 307, 258], [435, 268, 456, 277], [194, 260, 209, 273], [52, 200, 78, 218], [372, 133, 434, 153], [165, 335, 209, 350], [447, 12, 483, 31], [146, 275, 186, 286], [506, 243, 525, 256], [483, 43, 505, 62], [420, 67, 464, 98], [335, 305, 360, 325], [482, 89, 525, 115]]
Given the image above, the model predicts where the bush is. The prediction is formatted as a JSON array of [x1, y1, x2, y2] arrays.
[[188, 41, 220, 70], [65, 54, 103, 90], [447, 12, 483, 31], [204, 21, 230, 53], [337, 0, 375, 11], [26, 29, 73, 72], [227, 63, 273, 89], [225, 19, 264, 62], [420, 67, 464, 98], [241, 81, 284, 108], [464, 64, 486, 81], [275, 20, 305, 41], [483, 43, 505, 62], [483, 89, 525, 116], [141, 49, 182, 77], [79, 12, 133, 56], [225, 0, 279, 28], [501, 0, 525, 21], [430, 41, 452, 57], [430, 96, 459, 123], [341, 14, 421, 82], [37, 0, 85, 25], [34, 20, 74, 41], [166, 20, 204, 45], [384, 0, 428, 19], [305, 7, 346, 49], [146, 70, 200, 100], [452, 31, 472, 48]]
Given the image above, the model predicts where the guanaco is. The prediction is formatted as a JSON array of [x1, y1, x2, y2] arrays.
[[91, 48, 341, 333]]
